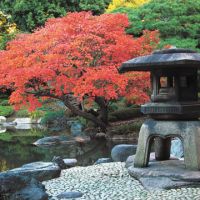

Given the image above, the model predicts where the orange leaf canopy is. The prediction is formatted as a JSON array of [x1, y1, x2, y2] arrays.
[[0, 12, 159, 110]]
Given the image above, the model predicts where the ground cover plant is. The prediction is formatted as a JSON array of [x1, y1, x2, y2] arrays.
[[0, 12, 159, 132]]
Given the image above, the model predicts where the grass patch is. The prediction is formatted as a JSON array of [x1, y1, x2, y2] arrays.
[[29, 110, 45, 119], [0, 105, 14, 117], [0, 129, 47, 142], [15, 109, 29, 117], [0, 133, 12, 142]]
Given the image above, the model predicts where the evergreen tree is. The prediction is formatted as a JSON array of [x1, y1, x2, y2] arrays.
[[0, 11, 17, 49], [0, 0, 110, 32], [112, 0, 200, 50]]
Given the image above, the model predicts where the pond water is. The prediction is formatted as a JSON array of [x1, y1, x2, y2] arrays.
[[0, 126, 129, 172]]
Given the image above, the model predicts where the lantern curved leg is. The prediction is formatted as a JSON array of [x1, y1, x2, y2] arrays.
[[182, 123, 200, 170], [134, 123, 153, 167]]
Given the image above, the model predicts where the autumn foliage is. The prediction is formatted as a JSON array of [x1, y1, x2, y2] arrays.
[[106, 0, 150, 12], [0, 12, 159, 130]]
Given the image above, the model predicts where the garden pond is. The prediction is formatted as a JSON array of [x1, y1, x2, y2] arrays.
[[0, 125, 129, 172]]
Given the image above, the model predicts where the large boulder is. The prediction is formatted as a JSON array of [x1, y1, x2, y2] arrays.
[[10, 178, 48, 200], [13, 118, 32, 124], [63, 159, 78, 168], [0, 172, 30, 194], [9, 161, 61, 182], [0, 116, 6, 124], [0, 125, 6, 133], [33, 136, 72, 146], [33, 135, 90, 146], [111, 144, 137, 162], [0, 173, 48, 200]]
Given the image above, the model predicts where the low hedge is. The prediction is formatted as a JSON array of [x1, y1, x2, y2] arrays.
[[109, 107, 143, 122], [109, 119, 144, 136]]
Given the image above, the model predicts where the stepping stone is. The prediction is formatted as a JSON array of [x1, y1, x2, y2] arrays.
[[57, 191, 83, 199]]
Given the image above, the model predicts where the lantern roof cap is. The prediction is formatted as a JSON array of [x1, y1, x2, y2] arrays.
[[119, 48, 200, 72]]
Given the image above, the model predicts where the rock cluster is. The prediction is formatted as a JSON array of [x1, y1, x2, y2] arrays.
[[0, 156, 81, 199], [0, 161, 61, 199], [0, 141, 191, 199]]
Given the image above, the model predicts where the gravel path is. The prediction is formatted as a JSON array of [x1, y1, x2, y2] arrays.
[[43, 162, 200, 200]]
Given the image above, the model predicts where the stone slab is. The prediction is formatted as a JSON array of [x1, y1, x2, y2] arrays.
[[9, 162, 61, 182], [128, 159, 200, 190]]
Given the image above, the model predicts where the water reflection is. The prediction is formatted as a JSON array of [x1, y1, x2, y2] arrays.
[[0, 128, 115, 172], [0, 126, 6, 133]]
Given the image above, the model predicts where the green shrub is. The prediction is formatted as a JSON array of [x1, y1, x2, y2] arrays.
[[109, 120, 143, 135], [109, 107, 143, 122], [79, 0, 111, 15], [0, 99, 9, 106], [15, 109, 29, 117], [0, 105, 14, 117], [40, 110, 65, 124], [29, 110, 45, 119]]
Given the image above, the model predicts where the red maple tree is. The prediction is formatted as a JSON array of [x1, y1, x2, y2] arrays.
[[0, 12, 159, 131]]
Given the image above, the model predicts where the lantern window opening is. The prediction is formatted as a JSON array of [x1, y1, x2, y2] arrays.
[[159, 76, 175, 88]]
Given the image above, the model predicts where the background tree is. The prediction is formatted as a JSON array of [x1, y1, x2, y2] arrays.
[[112, 0, 200, 51], [0, 12, 159, 131], [0, 0, 111, 32], [0, 11, 17, 96], [106, 0, 149, 13], [0, 11, 17, 50], [80, 0, 111, 15]]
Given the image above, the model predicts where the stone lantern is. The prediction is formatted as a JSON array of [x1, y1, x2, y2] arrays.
[[119, 48, 200, 170]]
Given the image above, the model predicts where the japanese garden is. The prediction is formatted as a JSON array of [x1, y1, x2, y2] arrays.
[[1, 0, 200, 199]]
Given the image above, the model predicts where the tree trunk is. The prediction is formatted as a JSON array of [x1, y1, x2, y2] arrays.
[[61, 95, 107, 132], [25, 90, 108, 132], [95, 96, 109, 126]]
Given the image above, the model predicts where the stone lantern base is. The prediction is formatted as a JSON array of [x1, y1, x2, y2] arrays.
[[134, 119, 200, 170], [128, 159, 200, 190]]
